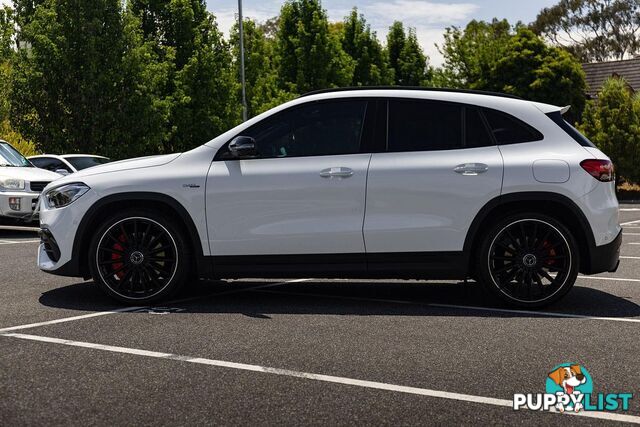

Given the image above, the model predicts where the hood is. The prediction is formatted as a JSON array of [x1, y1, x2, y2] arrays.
[[0, 166, 61, 182], [69, 153, 181, 178]]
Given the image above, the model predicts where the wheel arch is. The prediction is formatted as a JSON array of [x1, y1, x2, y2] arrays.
[[464, 192, 595, 274], [71, 192, 208, 278]]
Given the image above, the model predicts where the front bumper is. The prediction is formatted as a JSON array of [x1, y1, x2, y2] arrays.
[[0, 190, 40, 220], [584, 229, 622, 274]]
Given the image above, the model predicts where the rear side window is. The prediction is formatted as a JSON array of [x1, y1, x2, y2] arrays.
[[546, 111, 595, 147], [482, 108, 543, 145], [465, 108, 493, 148], [388, 99, 462, 152], [239, 100, 367, 159]]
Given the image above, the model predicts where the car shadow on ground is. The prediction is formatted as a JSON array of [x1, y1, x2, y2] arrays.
[[39, 279, 640, 319]]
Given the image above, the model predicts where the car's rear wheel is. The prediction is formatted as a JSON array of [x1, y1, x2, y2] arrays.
[[89, 210, 189, 304], [477, 213, 579, 308]]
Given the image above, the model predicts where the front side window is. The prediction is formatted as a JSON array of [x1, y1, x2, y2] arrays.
[[240, 100, 367, 159], [388, 100, 463, 152], [482, 108, 543, 145], [65, 156, 110, 171]]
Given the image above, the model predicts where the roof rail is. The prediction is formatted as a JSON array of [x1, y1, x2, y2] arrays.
[[299, 86, 523, 100]]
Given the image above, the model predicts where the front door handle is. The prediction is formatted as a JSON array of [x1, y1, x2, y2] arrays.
[[320, 167, 354, 178], [454, 163, 489, 176]]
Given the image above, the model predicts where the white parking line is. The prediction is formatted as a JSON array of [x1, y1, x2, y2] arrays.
[[0, 279, 309, 334], [620, 208, 640, 211], [1, 333, 637, 424], [0, 239, 40, 245], [620, 219, 640, 226], [577, 275, 640, 283], [622, 233, 640, 236], [253, 288, 640, 323], [620, 256, 640, 260]]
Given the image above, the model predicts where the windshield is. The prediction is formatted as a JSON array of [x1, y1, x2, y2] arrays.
[[65, 156, 110, 171], [0, 142, 33, 167]]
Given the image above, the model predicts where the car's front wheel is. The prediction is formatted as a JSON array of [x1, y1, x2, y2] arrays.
[[89, 210, 189, 304], [476, 213, 579, 308]]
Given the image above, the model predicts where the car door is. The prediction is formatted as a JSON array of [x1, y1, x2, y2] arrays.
[[364, 98, 504, 261], [206, 99, 373, 265]]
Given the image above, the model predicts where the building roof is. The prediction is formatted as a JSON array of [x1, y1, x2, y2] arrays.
[[582, 58, 640, 98]]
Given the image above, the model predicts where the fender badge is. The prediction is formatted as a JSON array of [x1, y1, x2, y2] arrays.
[[182, 184, 200, 188]]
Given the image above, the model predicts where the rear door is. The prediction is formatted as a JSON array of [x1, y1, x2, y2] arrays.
[[364, 98, 504, 257]]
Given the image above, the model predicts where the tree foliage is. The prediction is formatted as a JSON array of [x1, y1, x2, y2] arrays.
[[276, 0, 353, 93], [386, 21, 430, 86], [579, 77, 640, 183], [439, 22, 586, 116], [341, 8, 392, 86], [533, 0, 640, 62]]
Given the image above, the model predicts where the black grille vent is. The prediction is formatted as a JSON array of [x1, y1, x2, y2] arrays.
[[30, 181, 50, 192]]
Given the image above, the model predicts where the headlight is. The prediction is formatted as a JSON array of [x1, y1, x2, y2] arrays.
[[44, 183, 90, 209], [0, 177, 25, 191]]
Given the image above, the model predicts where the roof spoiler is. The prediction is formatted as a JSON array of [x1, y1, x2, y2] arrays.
[[560, 105, 571, 115]]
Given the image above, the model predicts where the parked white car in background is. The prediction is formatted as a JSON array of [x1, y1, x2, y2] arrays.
[[36, 88, 620, 308], [0, 140, 61, 222], [28, 154, 110, 175]]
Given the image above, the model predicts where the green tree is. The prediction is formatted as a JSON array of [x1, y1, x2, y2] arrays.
[[487, 28, 586, 118], [533, 0, 640, 62], [130, 0, 239, 151], [276, 0, 353, 93], [10, 0, 167, 158], [438, 19, 512, 89], [341, 8, 392, 86], [386, 21, 429, 86], [579, 77, 640, 184], [230, 19, 295, 118]]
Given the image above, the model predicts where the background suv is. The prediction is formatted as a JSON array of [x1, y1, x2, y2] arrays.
[[37, 88, 620, 308], [0, 140, 60, 223]]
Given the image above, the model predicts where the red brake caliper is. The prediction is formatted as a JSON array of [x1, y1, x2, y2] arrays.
[[542, 241, 556, 267], [112, 234, 126, 279]]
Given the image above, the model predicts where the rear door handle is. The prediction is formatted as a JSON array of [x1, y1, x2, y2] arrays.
[[320, 167, 354, 178], [454, 163, 489, 176]]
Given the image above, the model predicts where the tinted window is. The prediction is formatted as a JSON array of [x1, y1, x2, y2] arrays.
[[65, 156, 110, 170], [482, 108, 543, 144], [30, 157, 71, 172], [546, 111, 595, 147], [388, 100, 462, 152], [465, 108, 493, 148], [242, 100, 367, 159]]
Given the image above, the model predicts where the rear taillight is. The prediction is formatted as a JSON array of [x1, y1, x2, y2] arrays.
[[580, 159, 615, 182]]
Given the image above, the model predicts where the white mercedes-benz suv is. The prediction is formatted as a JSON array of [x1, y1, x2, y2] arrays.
[[37, 88, 620, 308]]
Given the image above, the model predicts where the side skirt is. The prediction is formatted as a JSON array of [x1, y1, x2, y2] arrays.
[[207, 252, 469, 280]]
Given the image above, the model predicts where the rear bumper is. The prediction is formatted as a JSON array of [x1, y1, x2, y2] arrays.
[[584, 229, 621, 274]]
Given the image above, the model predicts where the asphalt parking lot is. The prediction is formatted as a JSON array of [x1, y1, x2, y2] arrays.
[[1, 209, 640, 426]]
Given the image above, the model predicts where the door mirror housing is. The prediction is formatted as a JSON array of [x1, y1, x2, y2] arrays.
[[55, 169, 70, 176], [228, 136, 257, 158]]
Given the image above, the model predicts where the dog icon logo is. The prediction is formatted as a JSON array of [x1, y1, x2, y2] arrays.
[[546, 363, 592, 412]]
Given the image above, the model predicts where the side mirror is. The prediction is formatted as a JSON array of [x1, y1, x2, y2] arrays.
[[55, 169, 70, 176], [228, 136, 257, 158]]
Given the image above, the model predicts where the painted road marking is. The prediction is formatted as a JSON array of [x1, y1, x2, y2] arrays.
[[0, 279, 309, 334], [620, 219, 640, 226], [623, 233, 640, 236], [577, 275, 640, 283], [0, 239, 40, 245], [620, 256, 640, 260], [2, 333, 638, 424], [0, 225, 40, 232], [619, 208, 640, 211], [254, 289, 640, 324]]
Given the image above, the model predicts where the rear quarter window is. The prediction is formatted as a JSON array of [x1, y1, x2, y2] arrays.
[[482, 108, 544, 145], [546, 111, 596, 148]]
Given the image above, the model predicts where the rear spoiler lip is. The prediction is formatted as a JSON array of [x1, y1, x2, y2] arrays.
[[560, 105, 571, 115]]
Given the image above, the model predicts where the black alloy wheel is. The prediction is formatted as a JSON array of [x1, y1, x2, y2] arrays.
[[90, 212, 188, 303], [478, 215, 578, 307]]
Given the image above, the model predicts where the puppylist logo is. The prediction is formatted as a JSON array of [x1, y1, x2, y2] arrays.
[[513, 363, 633, 413]]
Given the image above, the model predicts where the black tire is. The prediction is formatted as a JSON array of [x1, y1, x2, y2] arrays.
[[476, 213, 579, 308], [88, 209, 190, 304]]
